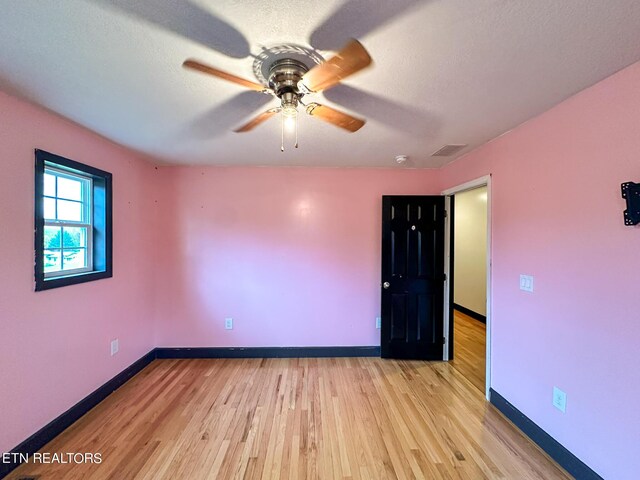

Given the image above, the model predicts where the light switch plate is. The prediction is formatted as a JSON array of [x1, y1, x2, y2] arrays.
[[520, 274, 534, 292], [110, 339, 119, 356], [553, 386, 567, 413], [224, 318, 233, 330], [375, 317, 381, 329]]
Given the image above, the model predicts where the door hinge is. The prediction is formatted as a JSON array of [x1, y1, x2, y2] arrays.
[[444, 210, 448, 218], [442, 336, 446, 345], [443, 274, 447, 281]]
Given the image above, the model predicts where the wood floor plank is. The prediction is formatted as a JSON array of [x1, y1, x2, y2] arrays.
[[8, 357, 571, 480]]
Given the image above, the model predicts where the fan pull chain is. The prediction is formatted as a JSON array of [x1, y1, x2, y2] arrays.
[[281, 113, 284, 152], [294, 115, 298, 148]]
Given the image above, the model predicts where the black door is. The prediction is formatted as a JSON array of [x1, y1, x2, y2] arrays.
[[381, 196, 446, 359]]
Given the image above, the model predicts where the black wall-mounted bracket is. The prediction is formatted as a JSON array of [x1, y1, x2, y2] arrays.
[[621, 182, 640, 226]]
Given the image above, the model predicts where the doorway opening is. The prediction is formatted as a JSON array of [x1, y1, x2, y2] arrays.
[[443, 176, 491, 399]]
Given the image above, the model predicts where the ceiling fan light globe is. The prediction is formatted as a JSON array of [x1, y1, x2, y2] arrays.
[[284, 114, 297, 132]]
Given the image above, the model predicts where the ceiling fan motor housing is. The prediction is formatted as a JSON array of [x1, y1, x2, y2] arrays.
[[268, 59, 308, 112]]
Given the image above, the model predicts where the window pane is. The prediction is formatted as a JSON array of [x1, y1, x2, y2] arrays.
[[62, 248, 86, 270], [44, 197, 56, 219], [44, 250, 62, 272], [57, 176, 83, 201], [44, 173, 56, 197], [57, 199, 82, 221], [62, 226, 87, 248], [44, 226, 62, 248]]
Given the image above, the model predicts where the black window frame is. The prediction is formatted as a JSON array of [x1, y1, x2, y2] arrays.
[[35, 149, 112, 291]]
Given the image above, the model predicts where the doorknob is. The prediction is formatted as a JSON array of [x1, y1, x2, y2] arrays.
[[383, 282, 390, 289]]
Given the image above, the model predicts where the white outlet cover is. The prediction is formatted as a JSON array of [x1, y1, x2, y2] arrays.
[[552, 386, 567, 413], [225, 318, 233, 330], [110, 339, 119, 356], [520, 274, 534, 292]]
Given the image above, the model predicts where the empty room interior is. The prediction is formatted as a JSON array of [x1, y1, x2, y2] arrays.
[[1, 1, 639, 479]]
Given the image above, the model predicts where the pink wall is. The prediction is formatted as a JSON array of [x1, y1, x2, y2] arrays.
[[0, 92, 158, 453], [153, 166, 438, 347], [438, 63, 640, 479]]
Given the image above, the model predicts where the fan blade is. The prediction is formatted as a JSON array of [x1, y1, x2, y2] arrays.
[[234, 108, 281, 133], [183, 59, 267, 92], [306, 103, 365, 132], [301, 39, 372, 93]]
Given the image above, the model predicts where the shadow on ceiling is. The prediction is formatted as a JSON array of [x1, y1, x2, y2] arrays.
[[90, 0, 250, 59], [310, 0, 428, 51], [90, 0, 429, 60], [323, 84, 441, 137], [186, 91, 275, 140]]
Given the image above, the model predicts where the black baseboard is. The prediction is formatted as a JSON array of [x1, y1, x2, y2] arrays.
[[489, 388, 603, 480], [0, 350, 155, 479], [154, 346, 381, 359], [453, 303, 486, 323]]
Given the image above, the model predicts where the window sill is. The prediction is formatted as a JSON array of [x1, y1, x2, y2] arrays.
[[35, 269, 112, 292]]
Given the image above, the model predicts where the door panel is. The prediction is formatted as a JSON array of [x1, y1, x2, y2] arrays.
[[391, 294, 408, 340], [381, 196, 445, 359]]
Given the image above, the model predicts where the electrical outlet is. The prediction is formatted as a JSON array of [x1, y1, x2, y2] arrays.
[[225, 318, 233, 330], [375, 316, 381, 329], [552, 386, 567, 413], [110, 339, 119, 356], [520, 274, 534, 292]]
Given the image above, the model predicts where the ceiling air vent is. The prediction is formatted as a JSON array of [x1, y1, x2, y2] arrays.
[[431, 144, 468, 157]]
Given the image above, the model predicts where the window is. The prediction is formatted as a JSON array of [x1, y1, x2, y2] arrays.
[[35, 150, 112, 291], [43, 168, 93, 276]]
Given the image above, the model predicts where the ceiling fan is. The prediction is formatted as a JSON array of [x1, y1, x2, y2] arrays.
[[183, 39, 372, 150]]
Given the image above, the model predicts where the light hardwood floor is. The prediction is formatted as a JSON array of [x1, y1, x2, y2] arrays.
[[9, 358, 569, 480], [451, 309, 487, 392]]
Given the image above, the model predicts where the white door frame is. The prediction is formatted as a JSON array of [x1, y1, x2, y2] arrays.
[[442, 175, 492, 400]]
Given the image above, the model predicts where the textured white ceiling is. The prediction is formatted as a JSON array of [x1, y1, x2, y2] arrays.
[[1, 0, 640, 167]]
